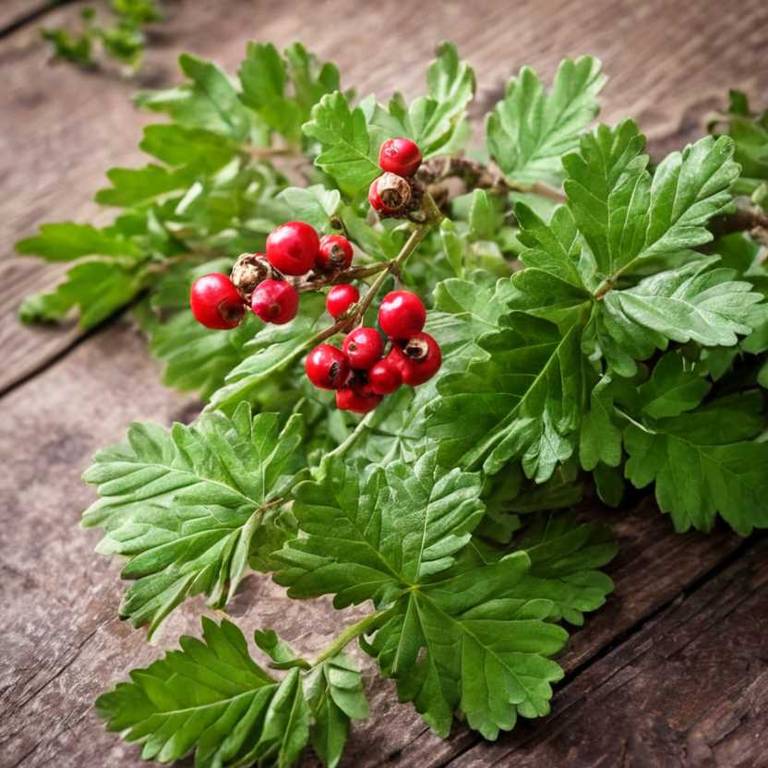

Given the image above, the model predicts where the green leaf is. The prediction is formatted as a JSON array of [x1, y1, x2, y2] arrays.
[[429, 314, 585, 481], [136, 54, 252, 140], [515, 512, 617, 625], [603, 257, 766, 348], [96, 618, 311, 768], [564, 122, 739, 280], [487, 57, 604, 186], [365, 551, 567, 739], [20, 261, 142, 329], [277, 185, 341, 231], [305, 653, 368, 768], [375, 43, 475, 157], [147, 311, 258, 401], [303, 91, 380, 197], [83, 406, 304, 633], [515, 202, 587, 288], [239, 43, 300, 138], [95, 165, 189, 207], [468, 189, 502, 240], [139, 124, 239, 172], [275, 451, 485, 607], [208, 294, 325, 413], [636, 351, 710, 419], [624, 393, 768, 534], [16, 222, 141, 261], [579, 376, 622, 471]]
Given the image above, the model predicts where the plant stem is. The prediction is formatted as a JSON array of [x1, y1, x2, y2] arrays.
[[312, 607, 396, 666]]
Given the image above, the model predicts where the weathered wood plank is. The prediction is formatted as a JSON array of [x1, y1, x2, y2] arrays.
[[0, 1, 60, 35], [445, 537, 768, 768], [340, 505, 746, 768], [2, 0, 767, 392]]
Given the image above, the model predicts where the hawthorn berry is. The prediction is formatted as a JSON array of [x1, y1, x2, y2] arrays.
[[368, 173, 412, 214], [389, 332, 442, 385], [342, 327, 384, 370], [316, 234, 353, 271], [368, 358, 402, 395], [377, 290, 426, 339], [336, 385, 382, 413], [189, 273, 244, 330], [250, 279, 299, 325], [305, 344, 349, 390], [326, 283, 359, 319], [266, 221, 319, 276], [378, 137, 422, 177]]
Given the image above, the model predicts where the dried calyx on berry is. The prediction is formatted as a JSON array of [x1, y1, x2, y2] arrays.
[[230, 252, 271, 302], [369, 172, 412, 215]]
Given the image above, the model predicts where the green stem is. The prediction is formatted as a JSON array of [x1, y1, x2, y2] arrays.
[[312, 607, 396, 666]]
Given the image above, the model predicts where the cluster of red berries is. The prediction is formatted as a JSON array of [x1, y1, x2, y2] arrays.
[[189, 137, 440, 414], [306, 289, 441, 413], [368, 137, 423, 216], [189, 221, 353, 330]]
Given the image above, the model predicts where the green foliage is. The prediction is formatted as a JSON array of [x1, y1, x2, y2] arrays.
[[96, 617, 365, 768], [42, 2, 161, 71], [83, 406, 304, 634], [488, 56, 604, 186], [18, 43, 768, 766]]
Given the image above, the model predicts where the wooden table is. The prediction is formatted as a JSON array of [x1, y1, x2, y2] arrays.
[[1, 1, 767, 765]]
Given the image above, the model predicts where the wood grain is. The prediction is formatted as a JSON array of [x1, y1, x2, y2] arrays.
[[2, 0, 767, 392], [447, 537, 768, 768]]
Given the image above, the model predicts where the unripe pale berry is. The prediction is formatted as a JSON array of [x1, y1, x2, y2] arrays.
[[316, 234, 353, 271], [266, 221, 320, 276], [378, 290, 426, 339], [368, 173, 411, 214], [389, 332, 442, 386], [342, 327, 384, 370], [190, 273, 245, 330], [326, 284, 359, 319], [305, 344, 349, 390], [378, 137, 422, 177], [368, 358, 402, 395], [251, 279, 299, 325], [336, 385, 382, 413]]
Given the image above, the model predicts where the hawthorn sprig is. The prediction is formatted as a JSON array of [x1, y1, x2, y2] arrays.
[[16, 41, 768, 768], [190, 138, 445, 414]]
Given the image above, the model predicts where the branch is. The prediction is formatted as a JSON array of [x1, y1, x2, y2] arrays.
[[418, 156, 566, 206], [709, 207, 768, 240]]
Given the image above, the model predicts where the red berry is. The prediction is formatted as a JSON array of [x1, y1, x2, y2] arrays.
[[326, 284, 359, 319], [305, 344, 349, 390], [190, 273, 244, 330], [378, 137, 422, 177], [342, 327, 383, 370], [266, 221, 319, 276], [368, 359, 402, 395], [317, 234, 353, 271], [389, 332, 442, 386], [336, 386, 382, 413], [368, 173, 411, 214], [251, 279, 299, 325], [378, 290, 426, 339]]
